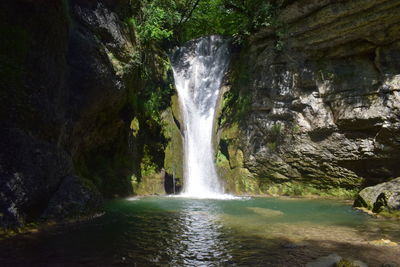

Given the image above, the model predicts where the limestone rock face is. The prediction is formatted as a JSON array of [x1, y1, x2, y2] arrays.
[[354, 177, 400, 213], [221, 0, 400, 194], [0, 0, 137, 227]]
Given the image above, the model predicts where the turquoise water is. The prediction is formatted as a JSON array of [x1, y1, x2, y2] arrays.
[[1, 197, 399, 266]]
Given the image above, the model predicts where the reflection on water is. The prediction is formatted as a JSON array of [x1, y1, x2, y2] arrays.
[[0, 197, 399, 266], [170, 200, 232, 266]]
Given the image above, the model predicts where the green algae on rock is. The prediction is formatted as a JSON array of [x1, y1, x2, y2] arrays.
[[216, 0, 400, 197], [354, 177, 400, 217]]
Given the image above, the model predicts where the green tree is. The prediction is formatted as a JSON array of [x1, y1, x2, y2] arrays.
[[127, 0, 277, 43], [128, 0, 181, 43], [179, 0, 277, 41]]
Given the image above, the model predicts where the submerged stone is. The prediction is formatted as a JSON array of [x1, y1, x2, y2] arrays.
[[247, 207, 284, 217]]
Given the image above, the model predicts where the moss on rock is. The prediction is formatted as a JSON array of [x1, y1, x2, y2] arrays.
[[134, 171, 165, 195], [162, 99, 184, 185], [217, 122, 260, 195], [263, 182, 357, 198], [354, 178, 400, 218]]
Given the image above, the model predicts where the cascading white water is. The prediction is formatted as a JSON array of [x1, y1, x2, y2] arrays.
[[171, 36, 231, 199]]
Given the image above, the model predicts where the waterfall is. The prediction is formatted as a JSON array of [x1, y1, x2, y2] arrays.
[[171, 36, 231, 199]]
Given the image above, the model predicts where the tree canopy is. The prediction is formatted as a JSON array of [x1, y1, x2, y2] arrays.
[[129, 0, 278, 44]]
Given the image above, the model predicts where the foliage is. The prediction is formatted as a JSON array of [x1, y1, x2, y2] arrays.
[[128, 0, 181, 43], [143, 87, 167, 120], [271, 123, 282, 135], [267, 142, 277, 151], [127, 0, 278, 43], [130, 118, 140, 137], [179, 0, 277, 42], [140, 76, 174, 123], [219, 90, 252, 127], [140, 145, 159, 177], [216, 150, 229, 165]]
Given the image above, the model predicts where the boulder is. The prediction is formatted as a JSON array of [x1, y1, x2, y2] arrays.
[[354, 177, 400, 213]]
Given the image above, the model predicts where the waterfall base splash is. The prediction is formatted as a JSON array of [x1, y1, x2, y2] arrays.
[[175, 192, 240, 200]]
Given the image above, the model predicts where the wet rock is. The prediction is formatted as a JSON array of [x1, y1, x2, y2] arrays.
[[354, 178, 400, 213]]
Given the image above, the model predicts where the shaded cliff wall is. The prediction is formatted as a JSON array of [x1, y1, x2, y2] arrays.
[[219, 0, 400, 196], [0, 0, 173, 227]]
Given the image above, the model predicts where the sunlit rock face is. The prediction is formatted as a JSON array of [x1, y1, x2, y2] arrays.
[[219, 0, 400, 194]]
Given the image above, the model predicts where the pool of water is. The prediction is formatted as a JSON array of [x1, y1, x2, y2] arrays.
[[1, 196, 399, 266]]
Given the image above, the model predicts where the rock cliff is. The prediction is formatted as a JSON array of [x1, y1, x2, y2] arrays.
[[219, 0, 400, 196], [0, 0, 172, 228], [2, 0, 400, 228]]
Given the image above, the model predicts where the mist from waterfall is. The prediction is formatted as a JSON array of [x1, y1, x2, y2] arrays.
[[171, 36, 231, 199]]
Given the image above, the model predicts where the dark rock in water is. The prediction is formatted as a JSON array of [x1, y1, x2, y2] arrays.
[[354, 177, 400, 213]]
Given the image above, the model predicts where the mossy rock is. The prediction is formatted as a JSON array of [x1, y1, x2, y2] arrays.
[[354, 177, 400, 217], [217, 121, 260, 194], [263, 182, 357, 198], [134, 172, 165, 195], [217, 146, 260, 195], [162, 97, 184, 183]]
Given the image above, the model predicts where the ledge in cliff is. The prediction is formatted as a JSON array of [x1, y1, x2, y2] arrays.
[[219, 0, 400, 196]]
